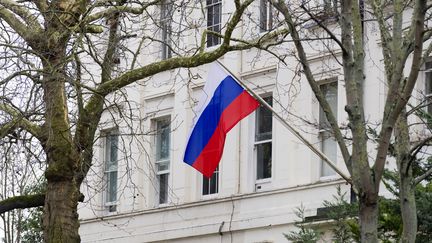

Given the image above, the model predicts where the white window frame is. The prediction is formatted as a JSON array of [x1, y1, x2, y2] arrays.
[[318, 79, 338, 178], [160, 0, 172, 60], [254, 95, 273, 190], [154, 116, 171, 205], [206, 0, 222, 47], [103, 129, 119, 212]]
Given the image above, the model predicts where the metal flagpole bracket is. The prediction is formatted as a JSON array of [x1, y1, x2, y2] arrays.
[[215, 60, 352, 184]]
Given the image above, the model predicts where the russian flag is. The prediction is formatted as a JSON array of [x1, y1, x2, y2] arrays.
[[183, 62, 260, 178]]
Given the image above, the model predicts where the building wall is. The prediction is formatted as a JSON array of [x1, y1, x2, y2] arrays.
[[78, 1, 429, 242]]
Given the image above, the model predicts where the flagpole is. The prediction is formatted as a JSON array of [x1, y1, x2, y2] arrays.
[[216, 60, 352, 184]]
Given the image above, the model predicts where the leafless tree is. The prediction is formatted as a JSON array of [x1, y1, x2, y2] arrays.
[[0, 0, 284, 242], [270, 0, 431, 242]]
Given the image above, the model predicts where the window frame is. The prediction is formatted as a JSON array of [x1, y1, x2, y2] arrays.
[[206, 0, 222, 47], [154, 116, 171, 205], [254, 95, 273, 184], [318, 79, 338, 178], [202, 166, 219, 196], [259, 0, 273, 32], [103, 129, 119, 212], [424, 60, 432, 114]]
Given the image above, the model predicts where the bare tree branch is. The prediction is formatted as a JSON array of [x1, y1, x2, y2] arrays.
[[415, 167, 432, 184], [0, 193, 85, 214], [0, 103, 42, 140], [0, 5, 39, 45], [0, 194, 45, 214], [271, 0, 352, 172], [373, 0, 427, 186], [0, 0, 42, 30]]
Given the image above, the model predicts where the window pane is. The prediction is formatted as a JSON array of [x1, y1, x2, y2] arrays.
[[260, 0, 268, 32], [203, 176, 210, 195], [256, 142, 272, 179], [106, 171, 117, 203], [106, 133, 118, 171], [426, 61, 432, 70], [210, 171, 218, 194], [161, 18, 172, 59], [268, 3, 273, 30], [160, 0, 172, 56], [156, 119, 170, 161], [159, 173, 168, 204], [207, 6, 213, 26], [104, 130, 118, 207], [213, 4, 220, 25], [321, 131, 337, 176], [426, 70, 432, 113], [109, 135, 118, 162], [255, 96, 273, 141], [203, 167, 219, 195], [428, 97, 432, 114], [426, 72, 432, 95], [318, 81, 338, 177], [319, 82, 338, 129], [206, 0, 221, 47]]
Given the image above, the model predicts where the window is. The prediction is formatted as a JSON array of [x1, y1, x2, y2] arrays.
[[155, 117, 171, 204], [302, 0, 337, 17], [255, 96, 272, 180], [319, 81, 338, 177], [202, 166, 219, 195], [425, 61, 432, 114], [322, 0, 336, 15], [260, 0, 273, 32], [161, 0, 172, 59], [206, 0, 222, 47], [104, 130, 118, 212]]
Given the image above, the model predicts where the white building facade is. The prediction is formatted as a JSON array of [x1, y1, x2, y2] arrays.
[[78, 1, 429, 242]]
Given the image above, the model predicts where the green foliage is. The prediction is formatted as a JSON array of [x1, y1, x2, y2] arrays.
[[283, 184, 432, 242], [415, 182, 432, 242], [322, 186, 359, 243], [377, 197, 401, 242], [20, 180, 46, 243], [283, 206, 322, 243], [381, 154, 432, 242], [20, 207, 44, 243]]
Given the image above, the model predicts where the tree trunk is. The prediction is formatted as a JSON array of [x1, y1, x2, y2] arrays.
[[396, 110, 417, 243], [399, 172, 417, 243], [359, 198, 378, 243], [43, 179, 80, 243]]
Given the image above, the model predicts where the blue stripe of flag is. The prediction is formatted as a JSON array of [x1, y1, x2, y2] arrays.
[[184, 75, 244, 165]]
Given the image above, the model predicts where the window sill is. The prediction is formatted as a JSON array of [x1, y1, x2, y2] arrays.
[[303, 14, 338, 30], [205, 43, 222, 52], [319, 174, 340, 182], [255, 178, 272, 192], [156, 202, 170, 208], [201, 193, 219, 200], [103, 203, 118, 215]]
